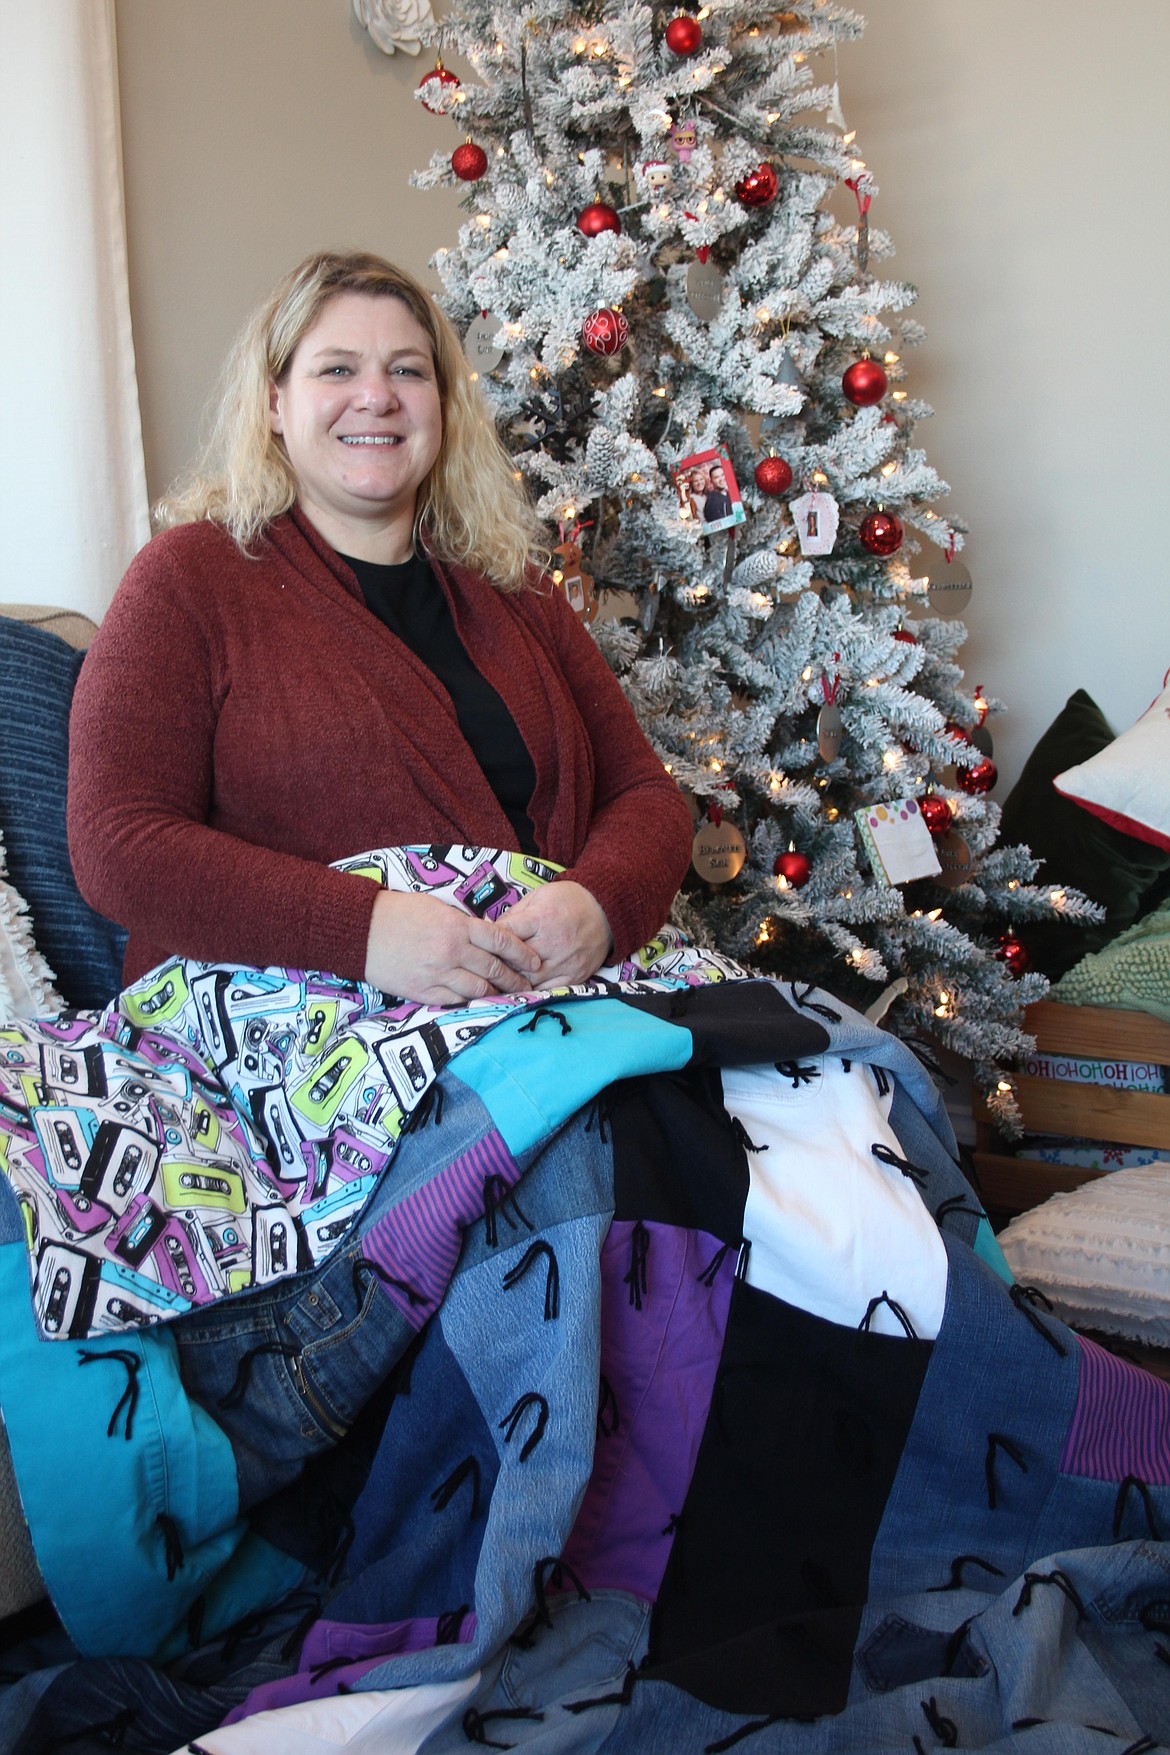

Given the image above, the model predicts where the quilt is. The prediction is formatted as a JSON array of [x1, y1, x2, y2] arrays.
[[0, 849, 1167, 1755]]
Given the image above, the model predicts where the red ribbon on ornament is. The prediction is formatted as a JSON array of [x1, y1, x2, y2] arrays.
[[707, 780, 734, 828], [695, 245, 710, 263], [844, 175, 872, 216], [944, 535, 956, 564], [821, 652, 841, 704]]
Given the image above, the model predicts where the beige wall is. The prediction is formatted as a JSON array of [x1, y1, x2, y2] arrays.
[[115, 0, 1170, 790]]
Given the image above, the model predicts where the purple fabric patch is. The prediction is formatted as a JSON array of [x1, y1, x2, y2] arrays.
[[361, 1129, 520, 1328], [224, 1610, 478, 1723], [561, 1223, 734, 1602], [1060, 1334, 1170, 1485]]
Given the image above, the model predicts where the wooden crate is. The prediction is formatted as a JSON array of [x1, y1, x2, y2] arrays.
[[973, 1001, 1170, 1217]]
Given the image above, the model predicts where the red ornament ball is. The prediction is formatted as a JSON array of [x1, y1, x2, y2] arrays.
[[995, 934, 1030, 976], [920, 794, 952, 838], [451, 140, 488, 182], [754, 455, 793, 496], [773, 850, 811, 889], [842, 358, 888, 406], [418, 57, 461, 113], [577, 201, 621, 238], [943, 721, 971, 746], [735, 163, 779, 209], [858, 510, 904, 556], [581, 307, 630, 357], [956, 756, 998, 796], [893, 626, 917, 644], [664, 13, 703, 55]]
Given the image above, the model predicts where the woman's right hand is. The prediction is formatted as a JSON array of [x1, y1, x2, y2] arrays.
[[363, 890, 542, 1004]]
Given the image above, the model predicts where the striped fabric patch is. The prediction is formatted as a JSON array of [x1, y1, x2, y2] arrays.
[[359, 1129, 520, 1328], [1060, 1334, 1170, 1484]]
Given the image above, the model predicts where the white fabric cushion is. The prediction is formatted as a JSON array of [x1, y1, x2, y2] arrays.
[[0, 828, 62, 1019], [1054, 675, 1170, 852], [998, 1162, 1170, 1345], [165, 1674, 480, 1753]]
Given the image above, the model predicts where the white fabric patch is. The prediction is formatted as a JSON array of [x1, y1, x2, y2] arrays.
[[168, 1671, 480, 1753], [0, 830, 61, 1019], [722, 1057, 949, 1340]]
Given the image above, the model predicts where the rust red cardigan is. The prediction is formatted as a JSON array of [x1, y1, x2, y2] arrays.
[[68, 509, 692, 986]]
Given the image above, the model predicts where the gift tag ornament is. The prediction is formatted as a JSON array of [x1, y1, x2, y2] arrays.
[[692, 818, 746, 883], [464, 311, 506, 372], [686, 254, 724, 322], [551, 535, 596, 622], [854, 799, 941, 887], [934, 830, 974, 889], [789, 490, 840, 557]]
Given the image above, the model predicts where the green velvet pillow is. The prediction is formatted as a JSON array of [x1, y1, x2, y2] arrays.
[[998, 689, 1170, 979]]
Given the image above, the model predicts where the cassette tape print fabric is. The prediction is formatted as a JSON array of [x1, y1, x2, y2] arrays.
[[0, 848, 745, 1340]]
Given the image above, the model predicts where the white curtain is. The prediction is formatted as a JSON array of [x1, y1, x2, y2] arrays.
[[0, 0, 150, 621]]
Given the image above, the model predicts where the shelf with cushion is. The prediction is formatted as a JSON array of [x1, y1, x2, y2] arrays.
[[973, 999, 1170, 1216]]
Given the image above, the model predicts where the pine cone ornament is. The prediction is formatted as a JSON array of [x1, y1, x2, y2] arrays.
[[585, 426, 619, 485]]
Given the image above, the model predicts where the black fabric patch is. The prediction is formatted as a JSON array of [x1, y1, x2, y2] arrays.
[[617, 980, 830, 1067], [647, 1280, 932, 1716], [608, 1068, 749, 1238]]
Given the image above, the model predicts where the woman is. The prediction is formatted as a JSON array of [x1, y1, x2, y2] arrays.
[[68, 252, 692, 1004]]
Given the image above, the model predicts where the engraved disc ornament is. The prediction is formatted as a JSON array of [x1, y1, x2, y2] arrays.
[[923, 556, 973, 617], [464, 312, 506, 373], [686, 257, 725, 322], [692, 820, 747, 883], [817, 701, 844, 762]]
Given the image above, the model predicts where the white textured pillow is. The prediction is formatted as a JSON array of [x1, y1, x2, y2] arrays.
[[1054, 675, 1170, 852], [0, 829, 62, 1018], [998, 1163, 1170, 1346]]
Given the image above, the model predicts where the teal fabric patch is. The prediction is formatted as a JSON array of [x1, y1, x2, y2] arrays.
[[153, 1529, 307, 1665], [0, 1241, 244, 1657], [974, 1215, 1014, 1286], [453, 998, 692, 1156]]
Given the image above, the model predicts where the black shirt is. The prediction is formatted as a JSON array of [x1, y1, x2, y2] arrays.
[[342, 551, 539, 855]]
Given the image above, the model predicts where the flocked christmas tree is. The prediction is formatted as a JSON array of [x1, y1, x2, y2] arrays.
[[410, 0, 1099, 1124]]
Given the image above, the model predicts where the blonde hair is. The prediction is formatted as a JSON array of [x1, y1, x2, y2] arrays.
[[155, 250, 543, 591]]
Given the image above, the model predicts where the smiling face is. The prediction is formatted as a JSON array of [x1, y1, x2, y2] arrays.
[[268, 291, 443, 561], [708, 462, 727, 492]]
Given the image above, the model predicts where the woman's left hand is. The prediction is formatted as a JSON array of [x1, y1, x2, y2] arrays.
[[506, 881, 614, 989]]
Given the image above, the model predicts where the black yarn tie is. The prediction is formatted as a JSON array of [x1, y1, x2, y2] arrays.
[[532, 1555, 591, 1630], [1011, 1721, 1048, 1732], [730, 1115, 768, 1153], [920, 1696, 958, 1746], [1120, 1740, 1158, 1755], [482, 1174, 533, 1248], [871, 1141, 928, 1187], [942, 1613, 978, 1677], [1113, 1473, 1162, 1541], [405, 1082, 444, 1132], [735, 1238, 752, 1281], [462, 1705, 545, 1748], [935, 1194, 983, 1227], [928, 1553, 1005, 1592], [1009, 1284, 1068, 1356], [563, 1661, 639, 1714], [431, 1455, 483, 1520], [597, 1373, 621, 1437], [77, 1349, 141, 1440], [985, 1432, 1029, 1510], [518, 1006, 571, 1036], [1012, 1568, 1086, 1621], [789, 983, 840, 1022], [859, 1291, 918, 1339], [625, 1220, 650, 1309], [437, 1604, 469, 1645], [871, 1063, 891, 1098], [217, 1340, 301, 1409], [501, 1239, 560, 1320], [705, 1713, 785, 1752], [774, 1058, 818, 1090], [354, 1255, 427, 1309], [697, 1241, 734, 1286], [499, 1391, 549, 1461], [156, 1513, 184, 1582]]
